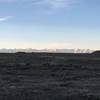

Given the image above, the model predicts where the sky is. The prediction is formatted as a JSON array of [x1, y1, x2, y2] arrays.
[[0, 0, 100, 50]]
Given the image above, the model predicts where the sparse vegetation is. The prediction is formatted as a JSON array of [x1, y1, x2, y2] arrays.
[[0, 52, 100, 99]]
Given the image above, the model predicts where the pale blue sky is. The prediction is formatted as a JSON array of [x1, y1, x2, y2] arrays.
[[0, 0, 100, 49]]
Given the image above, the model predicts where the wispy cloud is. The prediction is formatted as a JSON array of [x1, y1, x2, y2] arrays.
[[31, 0, 78, 9], [0, 0, 78, 9], [0, 16, 12, 22], [0, 0, 78, 14]]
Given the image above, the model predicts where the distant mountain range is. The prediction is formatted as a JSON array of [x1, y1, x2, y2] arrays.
[[0, 48, 93, 53]]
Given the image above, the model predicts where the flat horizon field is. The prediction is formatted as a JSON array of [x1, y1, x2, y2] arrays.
[[0, 52, 99, 99]]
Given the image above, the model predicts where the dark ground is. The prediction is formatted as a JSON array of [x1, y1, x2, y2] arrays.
[[0, 52, 100, 100]]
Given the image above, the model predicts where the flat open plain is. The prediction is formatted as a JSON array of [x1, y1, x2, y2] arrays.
[[0, 52, 100, 100]]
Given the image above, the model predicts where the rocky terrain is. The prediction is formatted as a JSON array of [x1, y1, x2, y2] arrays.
[[0, 52, 100, 100]]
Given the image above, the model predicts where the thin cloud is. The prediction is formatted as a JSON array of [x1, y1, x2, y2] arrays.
[[31, 0, 78, 9], [0, 0, 79, 14], [0, 0, 78, 9], [0, 16, 12, 22]]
